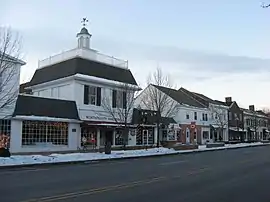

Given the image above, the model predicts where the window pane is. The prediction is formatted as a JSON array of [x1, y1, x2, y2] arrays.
[[115, 130, 124, 145], [90, 96, 96, 105], [22, 121, 68, 146], [89, 87, 96, 95]]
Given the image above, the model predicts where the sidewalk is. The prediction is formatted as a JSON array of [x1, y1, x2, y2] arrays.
[[0, 142, 269, 169]]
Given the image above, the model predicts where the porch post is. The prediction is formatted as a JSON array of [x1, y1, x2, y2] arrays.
[[96, 129, 100, 149], [112, 129, 116, 146], [10, 120, 22, 153]]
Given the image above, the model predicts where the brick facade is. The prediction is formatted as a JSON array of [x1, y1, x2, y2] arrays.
[[179, 123, 203, 144]]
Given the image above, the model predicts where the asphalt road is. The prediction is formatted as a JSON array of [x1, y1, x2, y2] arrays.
[[2, 146, 270, 202]]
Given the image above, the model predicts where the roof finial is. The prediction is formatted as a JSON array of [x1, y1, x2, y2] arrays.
[[81, 17, 88, 27]]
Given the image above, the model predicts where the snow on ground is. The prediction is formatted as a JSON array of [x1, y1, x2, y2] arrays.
[[0, 142, 267, 167]]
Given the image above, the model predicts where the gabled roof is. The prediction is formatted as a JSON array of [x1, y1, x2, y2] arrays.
[[179, 87, 228, 107], [212, 100, 230, 106], [0, 52, 26, 65], [13, 95, 80, 120], [241, 108, 268, 118], [29, 57, 138, 86], [152, 85, 206, 108]]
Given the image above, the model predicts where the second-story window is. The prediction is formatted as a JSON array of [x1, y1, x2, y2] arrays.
[[194, 112, 197, 120], [83, 85, 101, 106], [202, 113, 208, 121], [112, 90, 127, 109], [246, 119, 250, 126], [186, 113, 190, 119]]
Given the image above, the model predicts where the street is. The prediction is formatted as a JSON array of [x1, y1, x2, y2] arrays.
[[2, 146, 270, 202]]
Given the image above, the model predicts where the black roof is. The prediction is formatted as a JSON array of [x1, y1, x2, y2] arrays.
[[153, 85, 206, 108], [29, 57, 138, 86], [132, 108, 176, 125], [19, 82, 32, 94], [13, 95, 80, 120]]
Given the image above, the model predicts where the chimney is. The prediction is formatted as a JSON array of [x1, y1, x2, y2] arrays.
[[249, 105, 255, 111], [225, 97, 232, 103]]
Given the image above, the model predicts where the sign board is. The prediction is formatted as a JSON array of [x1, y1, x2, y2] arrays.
[[80, 109, 123, 122]]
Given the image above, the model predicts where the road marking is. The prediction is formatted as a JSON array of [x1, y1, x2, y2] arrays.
[[21, 167, 212, 202], [159, 160, 187, 166], [21, 176, 167, 202]]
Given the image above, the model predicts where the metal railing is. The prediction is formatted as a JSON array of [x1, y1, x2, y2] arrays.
[[38, 48, 128, 69]]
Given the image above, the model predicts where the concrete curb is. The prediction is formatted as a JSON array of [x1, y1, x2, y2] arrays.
[[1, 143, 269, 170]]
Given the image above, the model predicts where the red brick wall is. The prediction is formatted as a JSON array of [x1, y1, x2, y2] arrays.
[[179, 124, 202, 144]]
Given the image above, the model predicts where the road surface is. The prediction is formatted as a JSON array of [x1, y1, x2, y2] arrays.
[[2, 146, 270, 202]]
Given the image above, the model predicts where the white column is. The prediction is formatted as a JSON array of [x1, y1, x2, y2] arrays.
[[68, 123, 80, 150], [10, 120, 22, 153], [96, 129, 100, 149], [154, 127, 158, 145], [113, 130, 116, 146]]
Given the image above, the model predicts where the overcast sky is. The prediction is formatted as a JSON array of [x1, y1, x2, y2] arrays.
[[1, 0, 270, 109]]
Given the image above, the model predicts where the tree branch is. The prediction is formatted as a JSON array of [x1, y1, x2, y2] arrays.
[[140, 67, 178, 117], [0, 27, 22, 118]]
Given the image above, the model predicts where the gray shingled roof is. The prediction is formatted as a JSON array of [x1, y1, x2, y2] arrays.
[[29, 57, 138, 86], [152, 85, 206, 108], [13, 95, 80, 120], [179, 87, 229, 107], [132, 108, 176, 125]]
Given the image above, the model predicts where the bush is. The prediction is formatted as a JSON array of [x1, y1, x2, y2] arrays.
[[0, 148, 11, 157]]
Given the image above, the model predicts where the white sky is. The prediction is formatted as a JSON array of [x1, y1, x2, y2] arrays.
[[1, 0, 270, 110]]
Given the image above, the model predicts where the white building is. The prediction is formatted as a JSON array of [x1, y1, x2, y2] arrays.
[[135, 85, 230, 145], [243, 105, 269, 141], [0, 53, 26, 118], [17, 22, 141, 153], [135, 84, 220, 145]]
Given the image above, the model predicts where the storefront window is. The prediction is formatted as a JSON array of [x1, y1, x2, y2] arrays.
[[81, 127, 97, 147], [115, 130, 124, 145], [162, 129, 167, 141], [167, 129, 175, 141], [0, 119, 11, 148], [148, 129, 154, 145], [22, 121, 68, 146], [136, 128, 154, 145], [203, 131, 209, 139]]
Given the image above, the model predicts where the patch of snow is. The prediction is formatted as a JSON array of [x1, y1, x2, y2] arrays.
[[13, 116, 81, 123], [0, 142, 268, 167]]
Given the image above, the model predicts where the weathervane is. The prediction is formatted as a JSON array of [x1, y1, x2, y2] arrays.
[[81, 17, 88, 27]]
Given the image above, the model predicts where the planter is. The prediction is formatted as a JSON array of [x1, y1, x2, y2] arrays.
[[261, 140, 270, 143], [161, 141, 177, 148], [206, 142, 225, 148], [172, 144, 198, 151], [0, 148, 11, 157]]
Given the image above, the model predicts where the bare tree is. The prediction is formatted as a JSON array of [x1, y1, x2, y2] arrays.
[[209, 105, 228, 142], [102, 83, 138, 150], [0, 27, 22, 118], [140, 67, 178, 147]]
